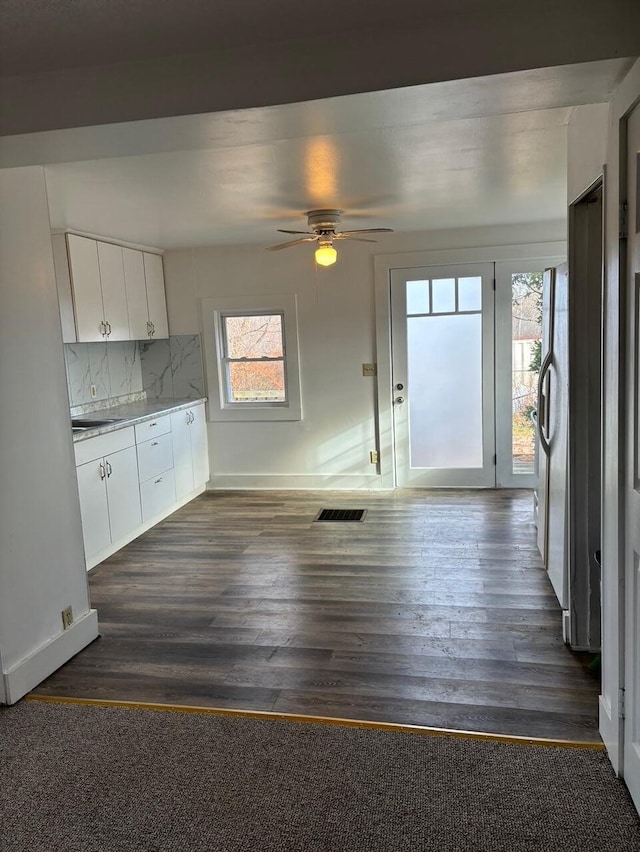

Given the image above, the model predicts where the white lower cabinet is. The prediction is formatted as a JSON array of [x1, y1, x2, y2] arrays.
[[76, 444, 142, 563], [171, 402, 210, 501], [140, 470, 176, 523], [74, 404, 208, 568]]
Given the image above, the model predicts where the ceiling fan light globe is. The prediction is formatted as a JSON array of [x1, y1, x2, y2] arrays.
[[315, 245, 337, 266]]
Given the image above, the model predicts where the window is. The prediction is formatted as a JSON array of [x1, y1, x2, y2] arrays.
[[221, 313, 287, 405], [202, 294, 302, 422]]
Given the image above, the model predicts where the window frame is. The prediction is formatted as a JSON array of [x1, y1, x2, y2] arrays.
[[219, 310, 288, 407], [201, 294, 302, 422]]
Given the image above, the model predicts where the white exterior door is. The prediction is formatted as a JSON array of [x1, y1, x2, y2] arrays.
[[624, 101, 640, 812], [390, 263, 495, 487]]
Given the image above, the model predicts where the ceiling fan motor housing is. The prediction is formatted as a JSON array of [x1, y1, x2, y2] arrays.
[[306, 209, 343, 234]]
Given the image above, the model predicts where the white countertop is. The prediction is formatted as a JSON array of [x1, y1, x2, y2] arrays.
[[71, 398, 207, 441]]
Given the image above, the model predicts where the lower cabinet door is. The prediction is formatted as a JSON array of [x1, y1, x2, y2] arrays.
[[105, 445, 142, 543], [171, 409, 194, 500], [76, 458, 111, 561], [140, 469, 176, 524], [190, 404, 210, 488]]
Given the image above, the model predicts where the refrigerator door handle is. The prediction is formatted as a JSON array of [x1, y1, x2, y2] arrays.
[[536, 350, 553, 457]]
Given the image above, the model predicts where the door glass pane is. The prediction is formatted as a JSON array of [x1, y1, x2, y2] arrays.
[[431, 278, 456, 313], [458, 276, 482, 311], [511, 272, 543, 474], [406, 280, 429, 314], [407, 314, 483, 469]]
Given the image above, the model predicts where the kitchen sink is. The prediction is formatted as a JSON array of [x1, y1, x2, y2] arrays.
[[71, 417, 126, 429]]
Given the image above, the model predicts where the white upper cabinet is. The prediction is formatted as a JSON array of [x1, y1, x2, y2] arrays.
[[56, 233, 169, 342], [143, 252, 169, 339], [122, 248, 149, 340], [96, 241, 130, 340], [67, 234, 104, 342]]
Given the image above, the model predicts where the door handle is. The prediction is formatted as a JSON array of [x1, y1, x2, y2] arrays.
[[536, 350, 553, 458]]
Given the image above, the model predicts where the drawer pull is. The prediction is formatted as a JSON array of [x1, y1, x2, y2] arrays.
[[149, 422, 157, 427], [151, 441, 159, 447], [154, 477, 163, 484]]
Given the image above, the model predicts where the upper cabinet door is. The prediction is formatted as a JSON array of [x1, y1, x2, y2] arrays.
[[97, 241, 129, 341], [123, 248, 149, 340], [67, 234, 105, 342], [144, 252, 169, 339]]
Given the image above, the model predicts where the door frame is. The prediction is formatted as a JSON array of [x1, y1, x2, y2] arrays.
[[598, 62, 640, 777], [374, 240, 567, 490]]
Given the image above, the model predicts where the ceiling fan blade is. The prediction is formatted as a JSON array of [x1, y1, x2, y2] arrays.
[[334, 235, 378, 243], [266, 237, 318, 251], [337, 228, 394, 236], [277, 229, 315, 235]]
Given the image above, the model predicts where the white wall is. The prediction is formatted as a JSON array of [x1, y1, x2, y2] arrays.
[[567, 104, 609, 202], [0, 167, 97, 703], [164, 220, 565, 489]]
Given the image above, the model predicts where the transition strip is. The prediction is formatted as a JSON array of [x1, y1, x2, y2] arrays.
[[25, 694, 605, 750]]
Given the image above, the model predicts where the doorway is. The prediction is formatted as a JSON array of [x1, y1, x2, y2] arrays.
[[390, 257, 564, 488]]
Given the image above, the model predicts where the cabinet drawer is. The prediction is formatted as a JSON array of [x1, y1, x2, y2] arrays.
[[137, 432, 174, 483], [140, 469, 176, 524], [135, 414, 171, 443], [74, 426, 135, 466]]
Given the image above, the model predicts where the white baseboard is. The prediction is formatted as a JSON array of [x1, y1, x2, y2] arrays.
[[2, 609, 99, 705], [599, 694, 620, 774], [208, 474, 387, 491], [87, 483, 207, 570]]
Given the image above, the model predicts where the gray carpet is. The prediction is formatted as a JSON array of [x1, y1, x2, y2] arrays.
[[1, 700, 638, 852]]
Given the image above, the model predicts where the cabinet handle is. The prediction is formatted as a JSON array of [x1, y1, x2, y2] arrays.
[[149, 421, 157, 427], [154, 477, 163, 484], [106, 321, 112, 337], [190, 411, 194, 423], [151, 441, 159, 447], [99, 462, 106, 480], [106, 461, 113, 477], [99, 321, 106, 337]]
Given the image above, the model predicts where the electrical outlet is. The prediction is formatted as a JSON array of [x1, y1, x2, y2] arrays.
[[61, 606, 73, 630], [90, 384, 97, 399], [369, 450, 379, 464], [362, 363, 377, 377]]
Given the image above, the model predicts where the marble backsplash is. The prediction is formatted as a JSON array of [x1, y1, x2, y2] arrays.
[[140, 334, 204, 400], [64, 341, 144, 407]]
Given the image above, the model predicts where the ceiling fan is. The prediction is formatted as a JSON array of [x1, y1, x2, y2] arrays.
[[266, 209, 393, 266]]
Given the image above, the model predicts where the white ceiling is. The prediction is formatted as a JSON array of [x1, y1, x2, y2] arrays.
[[35, 59, 631, 249]]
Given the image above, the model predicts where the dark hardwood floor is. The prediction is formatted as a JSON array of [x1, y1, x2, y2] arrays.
[[33, 489, 601, 740]]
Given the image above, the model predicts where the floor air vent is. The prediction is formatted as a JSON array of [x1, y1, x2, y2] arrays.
[[314, 508, 367, 523]]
